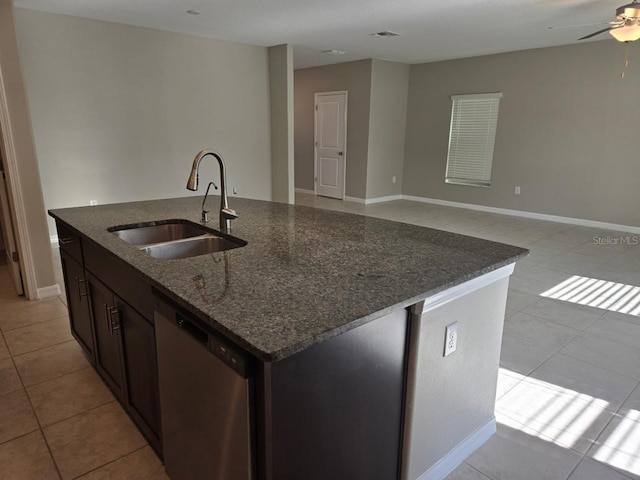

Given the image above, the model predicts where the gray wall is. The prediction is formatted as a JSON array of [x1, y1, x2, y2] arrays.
[[403, 277, 508, 479], [367, 59, 409, 199], [269, 44, 295, 204], [14, 9, 273, 235], [294, 60, 372, 198], [0, 0, 56, 293], [403, 41, 640, 226]]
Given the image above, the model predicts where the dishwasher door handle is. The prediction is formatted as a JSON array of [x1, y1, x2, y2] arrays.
[[176, 316, 208, 345]]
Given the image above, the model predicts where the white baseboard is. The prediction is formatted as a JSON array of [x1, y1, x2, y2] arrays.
[[402, 195, 640, 234], [366, 194, 403, 204], [50, 235, 59, 245], [294, 188, 315, 195], [37, 283, 61, 299], [344, 195, 403, 205], [416, 417, 496, 480]]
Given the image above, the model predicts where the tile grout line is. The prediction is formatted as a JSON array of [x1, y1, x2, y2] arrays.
[[0, 312, 71, 334], [4, 328, 65, 480], [69, 444, 151, 480], [7, 334, 77, 359]]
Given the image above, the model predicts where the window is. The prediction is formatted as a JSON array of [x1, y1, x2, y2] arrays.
[[445, 92, 502, 187]]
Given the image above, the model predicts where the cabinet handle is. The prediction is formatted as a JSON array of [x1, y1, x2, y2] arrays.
[[108, 306, 120, 334], [58, 237, 76, 246], [104, 304, 112, 334], [75, 277, 88, 300]]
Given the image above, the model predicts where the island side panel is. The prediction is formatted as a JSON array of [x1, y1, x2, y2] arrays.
[[402, 275, 510, 480], [267, 308, 409, 480]]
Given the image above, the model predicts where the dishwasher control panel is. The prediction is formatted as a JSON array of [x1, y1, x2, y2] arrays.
[[154, 291, 253, 378]]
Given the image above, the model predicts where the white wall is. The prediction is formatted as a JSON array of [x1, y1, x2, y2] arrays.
[[403, 41, 640, 227], [294, 60, 372, 198], [14, 9, 273, 235], [367, 59, 409, 200], [269, 44, 295, 204], [0, 1, 56, 293]]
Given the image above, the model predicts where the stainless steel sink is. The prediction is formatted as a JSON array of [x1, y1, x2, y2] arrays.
[[112, 222, 208, 246], [109, 220, 246, 259], [142, 236, 246, 260]]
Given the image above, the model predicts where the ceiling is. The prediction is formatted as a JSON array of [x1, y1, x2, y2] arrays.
[[13, 0, 623, 69]]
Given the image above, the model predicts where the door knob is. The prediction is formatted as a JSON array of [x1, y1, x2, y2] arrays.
[[338, 151, 344, 156]]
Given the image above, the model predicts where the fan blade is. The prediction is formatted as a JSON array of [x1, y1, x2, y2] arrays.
[[578, 26, 620, 40], [578, 26, 620, 39], [549, 22, 620, 29]]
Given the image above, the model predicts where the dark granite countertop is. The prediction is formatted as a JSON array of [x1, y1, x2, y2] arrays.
[[49, 196, 528, 362]]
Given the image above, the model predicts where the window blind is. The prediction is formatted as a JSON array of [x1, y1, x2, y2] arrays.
[[445, 92, 502, 187]]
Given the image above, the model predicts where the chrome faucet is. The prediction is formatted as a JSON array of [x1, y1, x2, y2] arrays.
[[186, 149, 238, 232]]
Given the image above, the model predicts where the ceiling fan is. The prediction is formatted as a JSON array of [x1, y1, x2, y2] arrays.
[[551, 0, 640, 42]]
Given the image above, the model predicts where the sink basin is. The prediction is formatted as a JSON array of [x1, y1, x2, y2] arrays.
[[111, 222, 208, 246], [142, 236, 246, 260], [109, 220, 246, 259]]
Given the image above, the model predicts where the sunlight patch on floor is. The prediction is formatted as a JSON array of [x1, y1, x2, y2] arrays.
[[591, 409, 640, 477], [541, 275, 640, 316], [497, 369, 640, 477], [497, 375, 609, 452]]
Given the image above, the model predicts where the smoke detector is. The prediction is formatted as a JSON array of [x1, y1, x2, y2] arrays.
[[322, 49, 347, 55]]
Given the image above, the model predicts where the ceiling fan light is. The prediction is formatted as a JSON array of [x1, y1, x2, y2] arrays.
[[610, 24, 640, 41]]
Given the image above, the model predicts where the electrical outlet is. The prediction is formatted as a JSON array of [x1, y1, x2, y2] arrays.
[[444, 322, 458, 357], [392, 176, 397, 184], [514, 186, 521, 195], [233, 188, 238, 195], [89, 200, 98, 206]]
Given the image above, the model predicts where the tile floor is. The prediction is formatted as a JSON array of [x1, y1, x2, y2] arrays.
[[0, 192, 638, 479], [0, 251, 167, 478]]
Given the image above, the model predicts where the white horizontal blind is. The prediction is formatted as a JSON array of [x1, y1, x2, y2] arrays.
[[445, 93, 502, 187]]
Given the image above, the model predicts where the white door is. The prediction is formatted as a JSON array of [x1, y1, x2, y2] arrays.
[[0, 167, 24, 295], [315, 92, 347, 199]]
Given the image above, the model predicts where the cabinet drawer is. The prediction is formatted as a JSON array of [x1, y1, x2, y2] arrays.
[[83, 240, 154, 321], [56, 221, 83, 263]]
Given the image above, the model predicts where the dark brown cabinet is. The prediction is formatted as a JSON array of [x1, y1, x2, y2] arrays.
[[117, 298, 162, 452], [86, 273, 125, 400], [85, 273, 163, 457], [55, 221, 162, 458], [59, 251, 95, 363]]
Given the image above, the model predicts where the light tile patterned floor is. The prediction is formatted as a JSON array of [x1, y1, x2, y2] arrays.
[[0, 251, 167, 479], [0, 193, 638, 479], [297, 193, 640, 480]]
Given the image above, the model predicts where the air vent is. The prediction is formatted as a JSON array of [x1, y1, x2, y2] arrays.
[[371, 31, 400, 37], [322, 49, 347, 55]]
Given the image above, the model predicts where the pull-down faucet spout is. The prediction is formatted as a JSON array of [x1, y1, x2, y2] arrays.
[[186, 149, 238, 232]]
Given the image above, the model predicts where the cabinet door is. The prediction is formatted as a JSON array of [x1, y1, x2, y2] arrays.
[[87, 274, 124, 400], [60, 251, 95, 363], [116, 297, 162, 455]]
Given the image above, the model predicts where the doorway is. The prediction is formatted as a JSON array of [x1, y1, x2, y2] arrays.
[[0, 146, 24, 295], [314, 91, 347, 199]]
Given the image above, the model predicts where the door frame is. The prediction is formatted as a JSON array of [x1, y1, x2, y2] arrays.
[[0, 64, 36, 298], [313, 90, 348, 199]]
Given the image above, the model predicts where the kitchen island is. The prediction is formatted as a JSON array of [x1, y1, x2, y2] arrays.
[[50, 196, 527, 480]]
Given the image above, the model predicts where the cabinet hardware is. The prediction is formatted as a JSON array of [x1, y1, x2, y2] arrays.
[[104, 304, 111, 334], [75, 276, 88, 300], [108, 306, 120, 334], [58, 237, 76, 245]]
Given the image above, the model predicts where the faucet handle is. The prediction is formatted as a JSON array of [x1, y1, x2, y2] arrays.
[[221, 207, 238, 220]]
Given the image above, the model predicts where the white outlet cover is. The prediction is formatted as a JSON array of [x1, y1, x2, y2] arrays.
[[444, 321, 458, 357]]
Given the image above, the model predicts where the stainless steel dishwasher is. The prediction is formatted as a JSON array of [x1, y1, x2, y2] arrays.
[[154, 294, 255, 480]]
